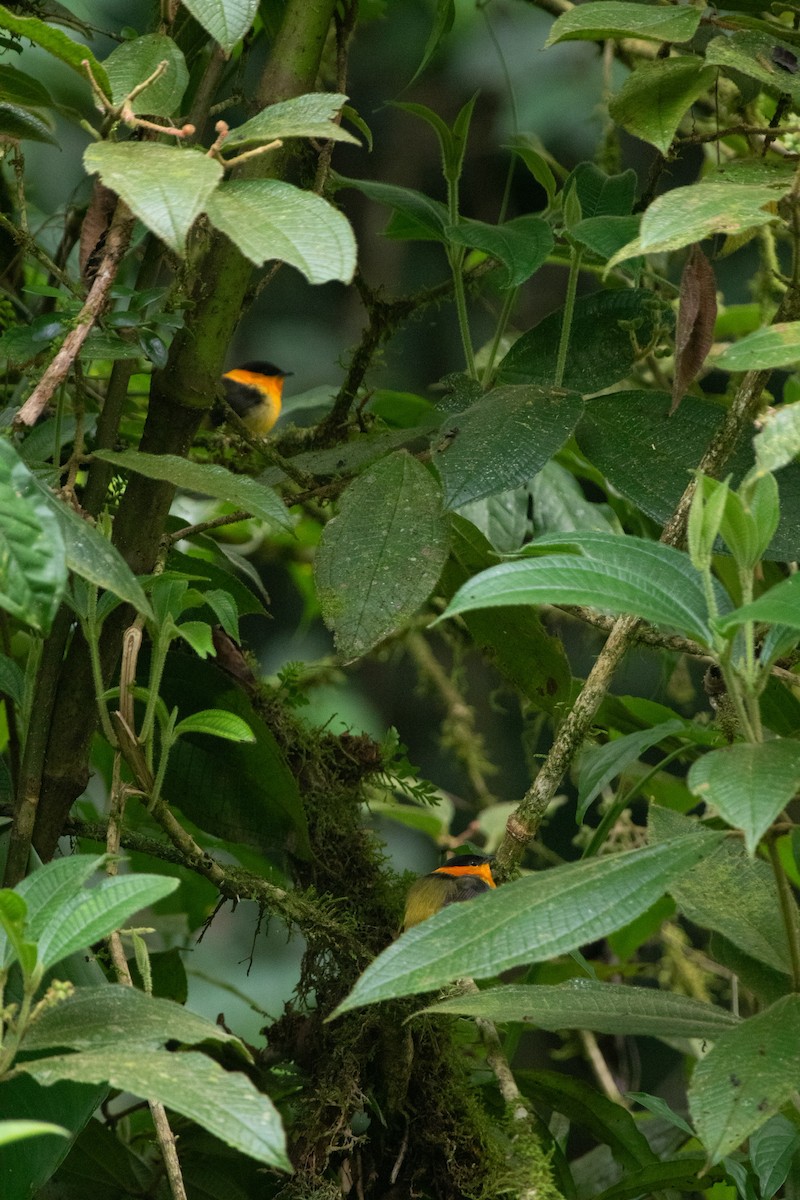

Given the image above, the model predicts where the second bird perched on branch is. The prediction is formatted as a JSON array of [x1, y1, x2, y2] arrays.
[[403, 853, 496, 930]]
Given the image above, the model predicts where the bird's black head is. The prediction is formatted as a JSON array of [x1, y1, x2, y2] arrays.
[[234, 360, 292, 378], [441, 853, 493, 869]]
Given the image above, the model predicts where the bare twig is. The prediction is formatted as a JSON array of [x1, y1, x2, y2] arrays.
[[16, 203, 134, 426]]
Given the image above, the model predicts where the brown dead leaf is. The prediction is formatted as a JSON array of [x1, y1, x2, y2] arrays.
[[671, 243, 717, 414]]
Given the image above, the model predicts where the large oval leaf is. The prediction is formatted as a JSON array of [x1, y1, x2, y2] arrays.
[[433, 385, 583, 509], [205, 179, 356, 285], [316, 451, 450, 660], [179, 0, 258, 52], [688, 740, 800, 854], [84, 143, 223, 255], [689, 994, 800, 1164], [545, 1, 701, 46], [19, 1048, 289, 1170], [104, 34, 188, 115], [96, 450, 291, 532], [438, 531, 720, 645], [424, 980, 740, 1039]]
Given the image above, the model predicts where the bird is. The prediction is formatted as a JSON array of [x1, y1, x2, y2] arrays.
[[220, 361, 291, 436], [402, 853, 496, 930]]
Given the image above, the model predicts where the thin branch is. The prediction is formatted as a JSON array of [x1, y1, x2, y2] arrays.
[[15, 203, 134, 427]]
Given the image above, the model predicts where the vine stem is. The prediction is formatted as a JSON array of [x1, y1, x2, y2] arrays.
[[554, 244, 582, 388], [450, 247, 477, 379], [482, 284, 518, 388], [767, 838, 800, 993]]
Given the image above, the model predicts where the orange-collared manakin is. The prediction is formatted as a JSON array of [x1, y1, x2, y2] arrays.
[[403, 853, 495, 931], [221, 361, 291, 436]]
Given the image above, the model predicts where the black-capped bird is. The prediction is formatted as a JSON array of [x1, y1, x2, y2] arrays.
[[221, 361, 291, 436], [403, 853, 495, 930]]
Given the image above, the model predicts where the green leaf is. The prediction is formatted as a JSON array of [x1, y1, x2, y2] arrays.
[[688, 741, 800, 854], [408, 0, 455, 84], [567, 163, 636, 219], [423, 979, 740, 1038], [716, 572, 800, 633], [0, 102, 57, 144], [568, 215, 641, 263], [576, 391, 800, 561], [433, 385, 583, 509], [545, 2, 701, 46], [506, 137, 557, 207], [331, 833, 722, 1014], [520, 1069, 657, 1172], [706, 31, 800, 105], [438, 532, 719, 646], [398, 94, 477, 185], [688, 475, 730, 571], [83, 143, 223, 255], [497, 289, 670, 393], [577, 720, 686, 822], [223, 91, 358, 148], [205, 179, 356, 285], [0, 888, 30, 972], [95, 450, 291, 532], [716, 322, 800, 372], [649, 806, 793, 974], [0, 653, 23, 704], [175, 620, 215, 658], [610, 59, 716, 155], [8, 856, 107, 957], [22, 985, 247, 1055], [754, 402, 800, 473], [174, 708, 255, 742], [19, 1048, 289, 1170], [0, 4, 110, 97], [443, 515, 571, 712], [0, 440, 67, 633], [456, 489, 530, 552], [36, 487, 153, 620], [179, 0, 258, 53], [315, 451, 450, 660], [530, 460, 620, 535], [0, 1121, 68, 1146], [37, 874, 179, 970], [0, 63, 54, 108], [0, 1075, 105, 1198], [609, 183, 779, 264], [590, 1158, 709, 1200], [333, 174, 449, 240], [104, 34, 188, 116], [750, 1115, 800, 1200], [715, 471, 778, 570], [446, 215, 553, 288], [689, 994, 800, 1163]]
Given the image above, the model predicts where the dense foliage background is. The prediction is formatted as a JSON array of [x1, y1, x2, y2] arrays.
[[3, 0, 800, 1197]]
